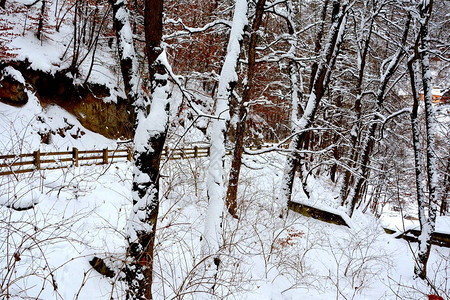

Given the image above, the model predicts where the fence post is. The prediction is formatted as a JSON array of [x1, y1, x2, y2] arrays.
[[73, 147, 79, 167], [194, 146, 198, 158], [103, 148, 108, 164], [165, 146, 169, 157], [127, 148, 133, 161], [207, 146, 210, 157], [34, 150, 41, 170]]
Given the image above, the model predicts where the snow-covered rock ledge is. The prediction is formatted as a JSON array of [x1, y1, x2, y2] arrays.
[[0, 62, 133, 139]]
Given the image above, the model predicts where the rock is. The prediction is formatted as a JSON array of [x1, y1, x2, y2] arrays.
[[1, 62, 133, 139], [288, 200, 350, 227], [0, 67, 28, 106]]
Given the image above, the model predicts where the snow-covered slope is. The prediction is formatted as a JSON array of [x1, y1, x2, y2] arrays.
[[0, 90, 117, 154], [1, 147, 449, 299]]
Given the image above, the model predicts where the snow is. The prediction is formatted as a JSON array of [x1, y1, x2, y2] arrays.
[[11, 32, 66, 73], [0, 91, 116, 154], [1, 113, 449, 299], [203, 0, 248, 254], [1, 0, 449, 299], [381, 214, 450, 235], [0, 162, 131, 299], [1, 66, 25, 84]]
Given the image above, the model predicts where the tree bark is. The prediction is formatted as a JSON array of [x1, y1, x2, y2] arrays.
[[36, 0, 46, 40], [144, 0, 163, 84], [203, 0, 248, 256], [111, 0, 168, 298], [413, 0, 438, 280], [440, 157, 449, 216], [225, 0, 266, 218]]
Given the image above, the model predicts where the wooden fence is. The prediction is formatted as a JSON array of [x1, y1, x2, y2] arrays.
[[0, 143, 285, 177], [0, 146, 212, 177]]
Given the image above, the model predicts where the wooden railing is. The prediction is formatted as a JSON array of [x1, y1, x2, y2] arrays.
[[0, 146, 212, 176], [0, 143, 286, 177]]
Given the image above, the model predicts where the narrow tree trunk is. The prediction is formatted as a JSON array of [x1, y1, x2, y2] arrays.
[[36, 0, 46, 40], [408, 56, 429, 279], [308, 0, 329, 93], [111, 0, 169, 298], [225, 0, 266, 218], [440, 157, 449, 216], [70, 0, 79, 74], [280, 0, 303, 207], [203, 0, 248, 255], [202, 1, 248, 294], [414, 0, 438, 279], [226, 102, 246, 218]]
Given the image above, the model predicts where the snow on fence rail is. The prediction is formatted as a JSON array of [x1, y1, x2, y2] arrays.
[[0, 144, 283, 177], [0, 148, 132, 176]]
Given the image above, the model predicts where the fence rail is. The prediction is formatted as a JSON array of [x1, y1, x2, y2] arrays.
[[0, 143, 284, 177]]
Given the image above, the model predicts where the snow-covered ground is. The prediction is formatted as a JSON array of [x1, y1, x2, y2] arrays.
[[0, 101, 449, 299], [1, 1, 449, 298]]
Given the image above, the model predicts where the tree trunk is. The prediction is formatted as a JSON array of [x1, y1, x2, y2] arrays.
[[202, 0, 248, 294], [36, 0, 46, 40], [111, 0, 169, 298], [144, 0, 163, 84], [70, 0, 79, 74], [408, 56, 429, 280], [203, 0, 248, 257], [440, 157, 449, 216], [225, 0, 266, 218], [413, 0, 438, 280]]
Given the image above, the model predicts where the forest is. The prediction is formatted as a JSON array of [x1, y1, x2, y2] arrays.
[[0, 0, 449, 299]]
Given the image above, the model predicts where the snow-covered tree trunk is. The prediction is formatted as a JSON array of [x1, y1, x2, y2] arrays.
[[280, 0, 348, 207], [126, 52, 171, 299], [440, 158, 449, 215], [112, 0, 171, 298], [203, 0, 248, 255], [411, 0, 438, 280], [110, 0, 144, 113], [279, 0, 306, 205], [225, 0, 266, 218], [408, 56, 428, 278]]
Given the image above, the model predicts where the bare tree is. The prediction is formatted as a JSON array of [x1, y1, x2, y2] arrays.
[[203, 0, 248, 256], [280, 0, 349, 208], [226, 0, 266, 218], [407, 0, 439, 281], [110, 0, 172, 298]]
